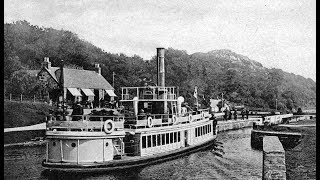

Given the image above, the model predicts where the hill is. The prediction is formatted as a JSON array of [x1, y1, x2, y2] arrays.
[[4, 20, 316, 111]]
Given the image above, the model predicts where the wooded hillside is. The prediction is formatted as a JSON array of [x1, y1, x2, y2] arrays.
[[4, 20, 316, 111]]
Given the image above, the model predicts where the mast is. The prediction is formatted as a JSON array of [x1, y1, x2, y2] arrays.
[[60, 60, 66, 120]]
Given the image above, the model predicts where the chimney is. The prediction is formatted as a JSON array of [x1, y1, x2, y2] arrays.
[[157, 48, 165, 87], [95, 64, 101, 75], [42, 57, 51, 69]]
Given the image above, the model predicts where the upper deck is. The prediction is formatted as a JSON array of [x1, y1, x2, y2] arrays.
[[120, 86, 177, 102]]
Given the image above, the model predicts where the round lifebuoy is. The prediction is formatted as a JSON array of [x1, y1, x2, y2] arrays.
[[104, 120, 115, 134], [147, 117, 153, 128], [188, 114, 193, 122], [172, 115, 177, 124]]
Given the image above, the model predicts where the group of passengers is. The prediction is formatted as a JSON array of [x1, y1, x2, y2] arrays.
[[223, 109, 249, 120]]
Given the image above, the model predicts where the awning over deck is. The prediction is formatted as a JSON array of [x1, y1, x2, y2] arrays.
[[67, 88, 82, 96], [81, 88, 95, 96], [105, 89, 117, 97]]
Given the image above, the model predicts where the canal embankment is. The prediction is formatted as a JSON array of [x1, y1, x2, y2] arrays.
[[252, 118, 316, 180], [263, 136, 286, 180]]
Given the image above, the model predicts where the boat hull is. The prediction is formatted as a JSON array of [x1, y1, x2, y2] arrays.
[[42, 136, 217, 172]]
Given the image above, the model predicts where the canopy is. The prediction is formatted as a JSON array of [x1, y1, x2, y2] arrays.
[[67, 88, 82, 96], [81, 88, 95, 96], [105, 89, 117, 97]]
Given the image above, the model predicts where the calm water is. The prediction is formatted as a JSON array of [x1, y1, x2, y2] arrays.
[[4, 128, 262, 180]]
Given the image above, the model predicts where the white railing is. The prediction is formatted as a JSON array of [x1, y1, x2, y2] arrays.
[[121, 86, 177, 101], [46, 115, 124, 132]]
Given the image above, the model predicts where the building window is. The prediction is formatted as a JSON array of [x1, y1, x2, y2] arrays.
[[142, 136, 146, 148], [178, 132, 180, 142], [174, 132, 177, 142], [170, 132, 173, 144]]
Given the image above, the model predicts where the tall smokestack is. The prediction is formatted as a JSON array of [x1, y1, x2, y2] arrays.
[[157, 48, 165, 87]]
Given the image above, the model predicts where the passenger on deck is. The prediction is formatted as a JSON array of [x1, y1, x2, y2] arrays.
[[72, 101, 84, 121], [138, 109, 147, 120], [233, 110, 237, 120], [241, 109, 245, 120], [246, 109, 249, 119], [55, 103, 64, 120]]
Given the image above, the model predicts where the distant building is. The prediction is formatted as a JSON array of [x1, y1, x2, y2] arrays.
[[37, 57, 116, 107]]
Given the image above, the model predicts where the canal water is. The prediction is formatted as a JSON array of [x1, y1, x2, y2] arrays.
[[4, 128, 262, 180]]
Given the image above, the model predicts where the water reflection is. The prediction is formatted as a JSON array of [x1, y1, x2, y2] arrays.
[[4, 128, 262, 180]]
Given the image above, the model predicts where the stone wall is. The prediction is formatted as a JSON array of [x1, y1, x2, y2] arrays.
[[217, 118, 261, 132], [263, 136, 286, 180]]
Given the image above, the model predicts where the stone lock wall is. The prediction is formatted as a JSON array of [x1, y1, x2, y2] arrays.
[[263, 136, 286, 180]]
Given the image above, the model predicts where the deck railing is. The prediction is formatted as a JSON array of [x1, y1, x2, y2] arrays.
[[46, 109, 211, 131], [46, 115, 125, 132], [121, 86, 177, 101]]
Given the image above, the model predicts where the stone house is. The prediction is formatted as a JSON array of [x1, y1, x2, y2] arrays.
[[37, 57, 116, 107]]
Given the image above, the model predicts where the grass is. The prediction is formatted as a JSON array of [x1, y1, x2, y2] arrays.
[[4, 100, 53, 128]]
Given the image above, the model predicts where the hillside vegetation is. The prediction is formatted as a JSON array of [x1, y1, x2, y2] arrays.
[[4, 100, 53, 128], [4, 20, 316, 112]]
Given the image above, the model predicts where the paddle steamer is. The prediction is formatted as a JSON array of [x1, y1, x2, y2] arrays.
[[42, 48, 218, 172]]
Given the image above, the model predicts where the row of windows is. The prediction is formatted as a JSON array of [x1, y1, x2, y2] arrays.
[[142, 132, 181, 149], [195, 124, 212, 137]]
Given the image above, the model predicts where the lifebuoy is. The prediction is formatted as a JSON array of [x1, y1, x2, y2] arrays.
[[172, 115, 177, 124], [104, 120, 115, 134], [188, 114, 193, 122], [147, 117, 153, 128]]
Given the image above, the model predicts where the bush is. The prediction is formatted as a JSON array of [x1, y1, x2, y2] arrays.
[[4, 100, 53, 128]]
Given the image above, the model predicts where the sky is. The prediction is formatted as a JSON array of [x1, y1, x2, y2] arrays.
[[4, 0, 316, 81]]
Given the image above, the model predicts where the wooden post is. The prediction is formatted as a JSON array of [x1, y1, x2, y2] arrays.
[[20, 94, 22, 102], [33, 95, 36, 102], [9, 93, 12, 101]]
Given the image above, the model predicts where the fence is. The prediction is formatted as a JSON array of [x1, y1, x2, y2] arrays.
[[4, 93, 48, 103]]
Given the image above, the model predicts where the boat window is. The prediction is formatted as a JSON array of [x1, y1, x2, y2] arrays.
[[142, 136, 146, 148], [152, 135, 156, 147], [205, 125, 207, 134], [157, 134, 161, 146], [209, 125, 211, 132], [170, 132, 173, 144], [203, 126, 205, 135], [166, 133, 169, 144], [174, 132, 177, 142], [195, 128, 198, 137], [200, 127, 203, 136], [178, 132, 180, 142], [161, 134, 165, 145], [147, 136, 151, 148], [198, 127, 200, 137]]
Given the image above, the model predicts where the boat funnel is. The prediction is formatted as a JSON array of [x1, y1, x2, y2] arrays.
[[157, 48, 165, 87]]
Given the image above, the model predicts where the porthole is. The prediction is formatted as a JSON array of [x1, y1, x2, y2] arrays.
[[106, 142, 109, 147], [71, 143, 76, 147], [52, 142, 56, 146]]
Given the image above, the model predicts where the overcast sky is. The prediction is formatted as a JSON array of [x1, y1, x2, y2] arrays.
[[4, 0, 316, 81]]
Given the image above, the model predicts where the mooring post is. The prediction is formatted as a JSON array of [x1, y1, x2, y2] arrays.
[[9, 93, 12, 101], [20, 94, 22, 102]]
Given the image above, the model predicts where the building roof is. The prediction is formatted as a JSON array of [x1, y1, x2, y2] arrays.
[[39, 65, 113, 90], [53, 68, 113, 90]]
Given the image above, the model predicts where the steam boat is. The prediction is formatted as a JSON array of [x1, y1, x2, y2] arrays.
[[42, 48, 218, 172]]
